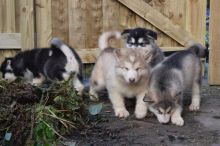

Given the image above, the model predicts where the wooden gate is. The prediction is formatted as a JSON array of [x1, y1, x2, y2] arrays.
[[2, 0, 216, 83], [32, 0, 206, 63]]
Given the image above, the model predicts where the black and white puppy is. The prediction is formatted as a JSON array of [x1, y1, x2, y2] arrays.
[[121, 27, 164, 67], [0, 38, 84, 95]]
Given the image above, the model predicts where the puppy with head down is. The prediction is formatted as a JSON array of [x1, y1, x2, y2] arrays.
[[90, 31, 153, 119], [144, 44, 206, 126]]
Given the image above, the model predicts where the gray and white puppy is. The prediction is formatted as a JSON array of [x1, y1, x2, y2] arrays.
[[121, 27, 164, 67], [144, 44, 206, 126]]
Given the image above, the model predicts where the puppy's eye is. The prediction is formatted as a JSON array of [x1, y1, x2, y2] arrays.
[[136, 68, 141, 71], [158, 110, 162, 114], [122, 67, 128, 70], [175, 92, 182, 97]]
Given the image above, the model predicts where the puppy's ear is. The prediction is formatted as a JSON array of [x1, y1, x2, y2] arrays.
[[146, 29, 157, 40], [143, 51, 153, 64], [121, 29, 131, 35], [6, 60, 11, 65], [143, 95, 154, 104], [121, 29, 131, 39], [114, 48, 122, 61], [173, 91, 182, 102]]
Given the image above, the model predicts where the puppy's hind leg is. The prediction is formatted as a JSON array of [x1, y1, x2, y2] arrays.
[[89, 79, 104, 101], [89, 68, 105, 101], [32, 73, 45, 86], [73, 74, 84, 96], [189, 76, 201, 111]]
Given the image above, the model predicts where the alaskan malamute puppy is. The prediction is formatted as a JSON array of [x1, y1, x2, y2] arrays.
[[121, 27, 164, 67], [143, 44, 206, 126], [0, 38, 84, 95], [90, 31, 153, 119]]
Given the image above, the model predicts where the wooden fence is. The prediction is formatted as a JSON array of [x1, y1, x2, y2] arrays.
[[1, 0, 218, 84]]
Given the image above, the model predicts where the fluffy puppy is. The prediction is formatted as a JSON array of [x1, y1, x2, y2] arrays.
[[90, 31, 152, 119], [0, 38, 84, 95], [144, 44, 206, 126], [121, 27, 164, 67]]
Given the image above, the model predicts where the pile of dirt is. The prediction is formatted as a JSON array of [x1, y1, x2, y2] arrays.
[[0, 79, 87, 146]]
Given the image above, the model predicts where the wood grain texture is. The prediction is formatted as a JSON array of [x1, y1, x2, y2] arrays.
[[102, 0, 121, 48], [35, 0, 52, 47], [117, 0, 196, 46], [186, 0, 207, 45], [0, 0, 16, 32], [68, 0, 87, 48], [0, 33, 21, 49], [208, 0, 220, 85], [20, 0, 35, 49], [51, 0, 69, 43], [86, 0, 103, 48]]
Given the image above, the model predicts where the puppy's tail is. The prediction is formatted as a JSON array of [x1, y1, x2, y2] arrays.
[[98, 31, 121, 50], [50, 37, 64, 48], [188, 43, 207, 58]]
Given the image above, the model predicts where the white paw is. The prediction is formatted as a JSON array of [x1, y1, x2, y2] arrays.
[[89, 93, 99, 101], [135, 110, 147, 119], [115, 108, 130, 118], [32, 78, 44, 85], [75, 86, 84, 96], [171, 115, 184, 126], [189, 103, 200, 111], [89, 89, 99, 101]]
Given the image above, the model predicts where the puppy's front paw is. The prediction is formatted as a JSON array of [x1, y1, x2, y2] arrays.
[[89, 93, 99, 101], [115, 108, 130, 118], [189, 103, 200, 111], [135, 110, 147, 119], [171, 115, 184, 126], [89, 90, 99, 101]]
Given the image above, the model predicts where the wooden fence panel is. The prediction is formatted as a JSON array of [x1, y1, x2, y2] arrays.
[[35, 0, 52, 47], [208, 0, 220, 85], [0, 0, 19, 64], [20, 0, 35, 49], [51, 0, 69, 43]]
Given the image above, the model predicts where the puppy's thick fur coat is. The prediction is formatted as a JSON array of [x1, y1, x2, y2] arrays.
[[90, 31, 152, 119], [1, 38, 84, 95], [144, 44, 206, 126], [121, 27, 164, 67]]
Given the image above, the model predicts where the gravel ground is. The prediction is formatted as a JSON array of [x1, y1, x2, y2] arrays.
[[72, 85, 220, 146]]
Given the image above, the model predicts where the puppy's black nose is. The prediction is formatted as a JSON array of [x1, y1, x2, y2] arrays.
[[129, 78, 135, 83]]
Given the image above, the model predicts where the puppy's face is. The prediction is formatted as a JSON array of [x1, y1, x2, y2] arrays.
[[149, 100, 175, 124], [0, 58, 17, 81], [121, 28, 157, 49], [144, 91, 181, 124], [114, 48, 152, 84]]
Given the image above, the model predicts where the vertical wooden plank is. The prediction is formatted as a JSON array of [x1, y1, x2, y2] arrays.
[[103, 0, 120, 48], [20, 0, 35, 49], [15, 0, 21, 32], [85, 0, 103, 48], [208, 0, 220, 85], [0, 0, 19, 64], [186, 0, 207, 45], [0, 0, 16, 32], [51, 0, 69, 43], [35, 0, 52, 47], [68, 0, 87, 48]]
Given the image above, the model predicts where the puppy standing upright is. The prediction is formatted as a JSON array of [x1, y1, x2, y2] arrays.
[[144, 44, 206, 126], [90, 31, 152, 119]]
